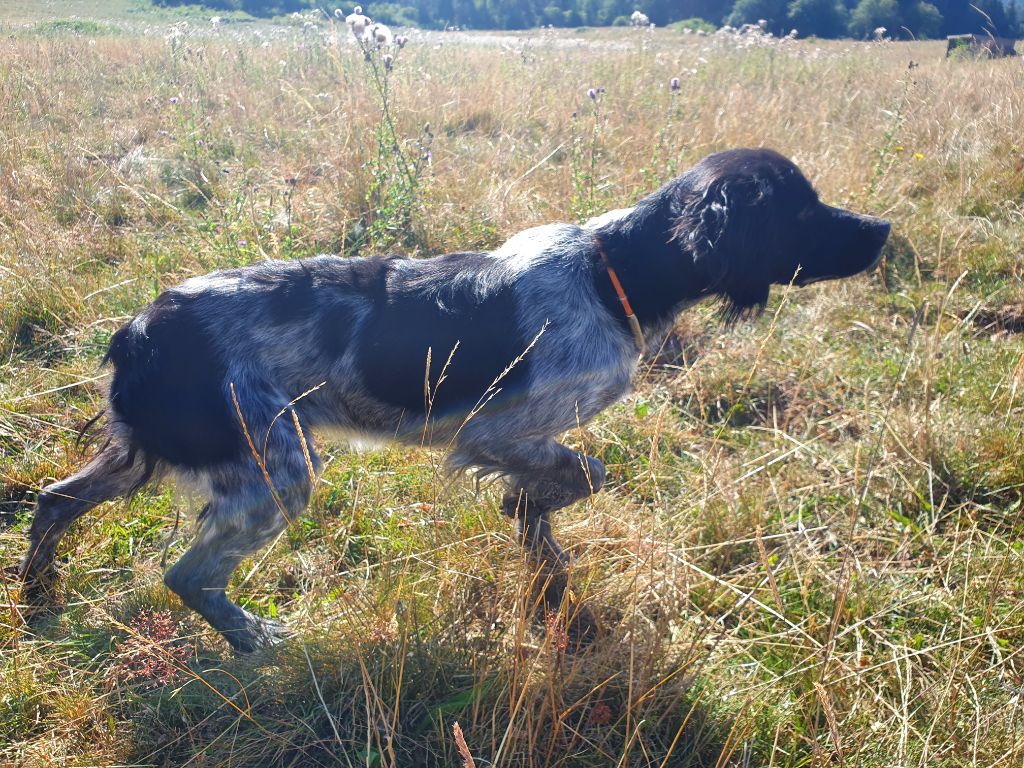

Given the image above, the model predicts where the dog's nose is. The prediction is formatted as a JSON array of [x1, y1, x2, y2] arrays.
[[862, 217, 890, 271], [850, 213, 890, 258]]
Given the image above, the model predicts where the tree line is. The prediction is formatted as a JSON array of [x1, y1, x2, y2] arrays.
[[155, 0, 1024, 38]]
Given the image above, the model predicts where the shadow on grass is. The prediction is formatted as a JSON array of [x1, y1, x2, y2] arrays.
[[99, 628, 748, 768]]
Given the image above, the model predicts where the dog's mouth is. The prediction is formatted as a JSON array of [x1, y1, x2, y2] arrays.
[[792, 239, 888, 287], [794, 273, 835, 287], [793, 266, 843, 286], [865, 247, 885, 272]]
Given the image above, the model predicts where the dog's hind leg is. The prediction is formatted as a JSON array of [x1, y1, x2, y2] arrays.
[[21, 445, 152, 590], [164, 418, 319, 653]]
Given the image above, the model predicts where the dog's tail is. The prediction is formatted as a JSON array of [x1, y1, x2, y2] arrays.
[[83, 320, 162, 490], [71, 313, 144, 455], [69, 314, 146, 460], [101, 293, 241, 474], [74, 408, 106, 453]]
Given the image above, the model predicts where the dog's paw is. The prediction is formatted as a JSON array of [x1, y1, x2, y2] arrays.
[[566, 603, 601, 650], [228, 615, 293, 654], [9, 565, 66, 625], [537, 576, 601, 652], [501, 490, 552, 519], [500, 491, 522, 519], [542, 603, 601, 654]]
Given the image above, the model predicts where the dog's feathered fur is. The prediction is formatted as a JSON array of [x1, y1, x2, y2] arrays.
[[21, 148, 890, 651]]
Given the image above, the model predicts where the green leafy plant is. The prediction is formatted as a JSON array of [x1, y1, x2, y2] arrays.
[[352, 29, 432, 252], [569, 86, 605, 222]]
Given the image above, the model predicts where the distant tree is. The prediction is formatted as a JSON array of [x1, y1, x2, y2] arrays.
[[958, 0, 1015, 33], [540, 1, 582, 25], [580, 0, 628, 25], [367, 3, 419, 26], [152, 0, 1021, 34], [674, 0, 732, 24], [932, 0, 1014, 33], [847, 0, 901, 36], [725, 0, 788, 30], [847, 0, 945, 37], [904, 1, 942, 36], [1011, 2, 1024, 34], [786, 0, 849, 36], [447, 0, 490, 27]]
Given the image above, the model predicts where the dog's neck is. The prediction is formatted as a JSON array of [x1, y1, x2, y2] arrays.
[[591, 204, 716, 341], [594, 237, 646, 351]]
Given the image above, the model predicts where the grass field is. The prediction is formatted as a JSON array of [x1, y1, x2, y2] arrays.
[[1, 6, 1024, 767]]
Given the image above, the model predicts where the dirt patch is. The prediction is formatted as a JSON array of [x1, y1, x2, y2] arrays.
[[971, 303, 1024, 335], [1, 482, 34, 527], [702, 381, 791, 428], [645, 322, 708, 371]]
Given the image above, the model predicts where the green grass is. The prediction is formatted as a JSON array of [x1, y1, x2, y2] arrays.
[[1, 9, 1024, 768], [0, 0, 253, 26]]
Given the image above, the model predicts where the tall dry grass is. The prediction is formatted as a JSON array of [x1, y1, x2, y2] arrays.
[[1, 17, 1024, 768]]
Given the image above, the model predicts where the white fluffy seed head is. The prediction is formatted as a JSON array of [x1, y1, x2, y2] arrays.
[[346, 11, 370, 38], [371, 23, 392, 46]]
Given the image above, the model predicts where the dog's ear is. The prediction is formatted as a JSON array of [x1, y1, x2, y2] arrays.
[[681, 183, 729, 266], [675, 177, 771, 319]]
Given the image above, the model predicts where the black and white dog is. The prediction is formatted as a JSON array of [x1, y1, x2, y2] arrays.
[[20, 148, 889, 651]]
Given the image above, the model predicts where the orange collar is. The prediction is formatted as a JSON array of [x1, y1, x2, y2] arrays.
[[595, 237, 645, 352]]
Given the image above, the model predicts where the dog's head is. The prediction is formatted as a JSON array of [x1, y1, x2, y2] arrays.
[[674, 148, 890, 318]]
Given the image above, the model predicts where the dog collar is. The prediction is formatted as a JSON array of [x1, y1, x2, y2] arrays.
[[595, 237, 646, 352]]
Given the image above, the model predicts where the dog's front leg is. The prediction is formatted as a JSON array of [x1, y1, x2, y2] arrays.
[[495, 442, 605, 646]]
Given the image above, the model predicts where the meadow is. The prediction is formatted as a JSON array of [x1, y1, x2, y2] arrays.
[[1, 7, 1023, 767]]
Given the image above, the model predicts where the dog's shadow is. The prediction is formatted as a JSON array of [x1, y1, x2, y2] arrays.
[[5, 567, 756, 766], [86, 617, 747, 767]]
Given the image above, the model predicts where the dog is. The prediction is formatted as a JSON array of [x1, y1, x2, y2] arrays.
[[19, 148, 890, 652]]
